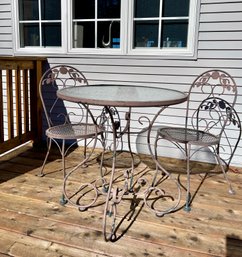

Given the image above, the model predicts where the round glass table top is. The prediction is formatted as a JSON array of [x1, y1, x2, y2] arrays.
[[57, 84, 187, 107]]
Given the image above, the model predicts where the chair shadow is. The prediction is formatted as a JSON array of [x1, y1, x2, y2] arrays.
[[0, 144, 49, 184], [176, 172, 208, 212], [0, 141, 84, 185]]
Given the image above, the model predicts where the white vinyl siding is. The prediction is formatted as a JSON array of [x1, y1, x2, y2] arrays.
[[0, 0, 242, 167], [0, 0, 13, 55]]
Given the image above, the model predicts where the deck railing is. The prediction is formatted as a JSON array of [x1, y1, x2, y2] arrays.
[[0, 57, 46, 154]]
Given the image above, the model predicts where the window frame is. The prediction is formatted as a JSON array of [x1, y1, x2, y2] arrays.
[[13, 0, 67, 55], [127, 0, 200, 58], [13, 0, 200, 59], [68, 0, 125, 55]]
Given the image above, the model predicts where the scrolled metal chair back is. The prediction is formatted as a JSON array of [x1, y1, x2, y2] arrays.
[[189, 70, 237, 100], [39, 65, 88, 128], [192, 96, 241, 168], [185, 70, 237, 127]]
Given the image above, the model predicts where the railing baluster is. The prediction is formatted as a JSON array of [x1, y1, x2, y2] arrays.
[[6, 70, 14, 140], [23, 69, 29, 133], [0, 70, 3, 143], [15, 68, 22, 136]]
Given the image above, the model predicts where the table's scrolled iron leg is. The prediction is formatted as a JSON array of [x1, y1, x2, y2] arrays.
[[62, 130, 103, 211], [102, 105, 182, 240], [62, 104, 109, 211], [102, 107, 135, 241], [103, 106, 119, 241], [124, 110, 136, 191]]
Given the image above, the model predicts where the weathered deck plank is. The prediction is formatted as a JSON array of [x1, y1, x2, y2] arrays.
[[0, 147, 242, 257]]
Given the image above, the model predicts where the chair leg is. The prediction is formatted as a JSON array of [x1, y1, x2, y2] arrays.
[[38, 138, 52, 177], [98, 132, 109, 193], [153, 134, 160, 187], [99, 139, 107, 177], [184, 144, 192, 212], [61, 139, 66, 178], [215, 152, 235, 195], [60, 139, 68, 205], [84, 138, 87, 159], [98, 149, 109, 193], [38, 137, 68, 205]]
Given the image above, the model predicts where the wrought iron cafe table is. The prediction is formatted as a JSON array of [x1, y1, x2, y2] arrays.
[[57, 84, 187, 241]]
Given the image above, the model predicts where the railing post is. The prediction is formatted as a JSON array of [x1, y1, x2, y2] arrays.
[[30, 59, 45, 146]]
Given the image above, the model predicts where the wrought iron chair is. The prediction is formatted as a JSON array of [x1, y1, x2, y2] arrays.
[[154, 70, 241, 211], [38, 65, 105, 203]]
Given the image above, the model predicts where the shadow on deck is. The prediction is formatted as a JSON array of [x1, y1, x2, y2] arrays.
[[0, 145, 242, 257]]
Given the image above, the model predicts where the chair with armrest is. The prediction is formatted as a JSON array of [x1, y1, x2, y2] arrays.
[[154, 70, 241, 211], [38, 65, 105, 204]]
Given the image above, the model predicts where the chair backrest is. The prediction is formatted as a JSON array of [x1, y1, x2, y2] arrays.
[[186, 70, 239, 168], [191, 97, 241, 168], [39, 65, 88, 128], [186, 70, 237, 127]]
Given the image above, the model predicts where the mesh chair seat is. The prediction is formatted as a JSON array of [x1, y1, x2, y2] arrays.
[[158, 127, 219, 146], [46, 123, 104, 140]]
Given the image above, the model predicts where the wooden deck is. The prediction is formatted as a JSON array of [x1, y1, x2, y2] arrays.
[[0, 145, 242, 257]]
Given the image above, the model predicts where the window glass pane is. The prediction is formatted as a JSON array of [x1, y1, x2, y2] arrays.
[[73, 22, 95, 48], [134, 0, 160, 18], [161, 20, 188, 48], [98, 0, 121, 19], [163, 0, 190, 17], [72, 0, 121, 49], [41, 0, 61, 20], [134, 21, 158, 47], [98, 21, 120, 48], [73, 0, 95, 19], [19, 24, 39, 47], [19, 0, 39, 20], [42, 23, 61, 46]]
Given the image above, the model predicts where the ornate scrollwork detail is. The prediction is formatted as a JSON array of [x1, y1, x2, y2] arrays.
[[143, 180, 181, 217], [191, 97, 240, 132], [192, 70, 237, 96], [138, 115, 151, 126], [43, 66, 87, 87]]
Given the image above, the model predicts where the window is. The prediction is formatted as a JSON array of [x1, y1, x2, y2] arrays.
[[14, 0, 199, 57], [72, 0, 121, 49], [18, 0, 61, 47], [133, 0, 189, 48]]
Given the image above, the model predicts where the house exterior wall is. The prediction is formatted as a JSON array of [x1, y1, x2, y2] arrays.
[[0, 0, 13, 56], [1, 0, 242, 167]]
